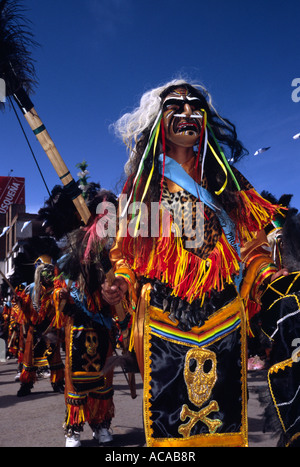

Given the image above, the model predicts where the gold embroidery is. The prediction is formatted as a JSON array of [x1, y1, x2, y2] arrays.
[[179, 401, 222, 436], [143, 297, 249, 447], [184, 348, 217, 406], [179, 348, 222, 436]]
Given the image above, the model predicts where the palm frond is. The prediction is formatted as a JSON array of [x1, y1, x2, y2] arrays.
[[0, 0, 38, 105]]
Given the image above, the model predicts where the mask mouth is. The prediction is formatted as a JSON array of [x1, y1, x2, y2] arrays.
[[173, 118, 201, 135]]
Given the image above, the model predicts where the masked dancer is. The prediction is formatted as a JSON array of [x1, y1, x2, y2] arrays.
[[102, 79, 287, 447], [17, 254, 65, 397]]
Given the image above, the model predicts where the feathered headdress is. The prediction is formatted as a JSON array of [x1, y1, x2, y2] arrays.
[[58, 189, 118, 294], [38, 181, 101, 240]]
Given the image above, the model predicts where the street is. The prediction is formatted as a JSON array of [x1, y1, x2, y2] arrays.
[[0, 356, 279, 448]]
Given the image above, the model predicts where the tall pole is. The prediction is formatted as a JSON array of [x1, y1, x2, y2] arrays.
[[13, 87, 91, 225]]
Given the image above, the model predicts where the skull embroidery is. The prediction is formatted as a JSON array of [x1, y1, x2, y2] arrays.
[[184, 347, 217, 407], [179, 347, 222, 436], [85, 331, 98, 357]]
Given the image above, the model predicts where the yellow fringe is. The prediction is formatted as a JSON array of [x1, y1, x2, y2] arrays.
[[65, 404, 87, 427], [144, 230, 240, 304]]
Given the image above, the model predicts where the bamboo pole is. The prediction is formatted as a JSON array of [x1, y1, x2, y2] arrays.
[[22, 106, 91, 225]]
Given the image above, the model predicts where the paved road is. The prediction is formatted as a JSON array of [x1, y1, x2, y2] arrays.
[[0, 356, 279, 448]]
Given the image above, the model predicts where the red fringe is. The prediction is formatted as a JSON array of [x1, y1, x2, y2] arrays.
[[66, 403, 89, 427], [120, 188, 283, 303], [234, 189, 286, 243], [19, 369, 36, 384], [66, 397, 114, 427], [122, 224, 240, 303]]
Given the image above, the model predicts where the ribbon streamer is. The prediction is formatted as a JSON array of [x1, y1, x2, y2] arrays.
[[121, 111, 162, 218], [206, 122, 241, 192], [133, 117, 161, 236]]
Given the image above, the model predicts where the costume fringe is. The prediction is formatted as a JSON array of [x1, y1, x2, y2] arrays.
[[65, 394, 114, 428], [19, 367, 36, 384], [33, 291, 52, 325], [234, 189, 285, 243], [120, 188, 281, 305], [52, 275, 70, 328], [16, 290, 33, 325], [18, 351, 24, 364], [123, 227, 240, 304], [65, 403, 89, 428], [50, 367, 64, 383]]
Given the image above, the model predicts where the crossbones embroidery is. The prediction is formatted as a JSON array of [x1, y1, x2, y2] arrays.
[[82, 353, 101, 372], [81, 330, 101, 372], [178, 347, 222, 437]]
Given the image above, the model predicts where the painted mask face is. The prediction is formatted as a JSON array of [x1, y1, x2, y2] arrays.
[[162, 87, 203, 148], [40, 264, 55, 286]]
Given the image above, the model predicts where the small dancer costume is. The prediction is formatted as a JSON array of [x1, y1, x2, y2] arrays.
[[58, 277, 115, 447], [56, 196, 117, 447], [108, 80, 285, 447], [17, 255, 65, 396], [38, 181, 118, 447]]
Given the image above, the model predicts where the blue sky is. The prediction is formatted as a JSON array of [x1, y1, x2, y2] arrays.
[[1, 0, 300, 213]]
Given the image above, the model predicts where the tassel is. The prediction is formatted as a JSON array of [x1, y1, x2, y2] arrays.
[[133, 119, 161, 235], [66, 404, 88, 427], [121, 111, 162, 218], [235, 189, 287, 243], [206, 121, 241, 192]]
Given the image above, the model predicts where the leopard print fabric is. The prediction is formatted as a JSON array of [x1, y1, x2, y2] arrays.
[[161, 179, 222, 259]]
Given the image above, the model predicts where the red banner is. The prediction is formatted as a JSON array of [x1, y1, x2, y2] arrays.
[[0, 177, 25, 214]]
